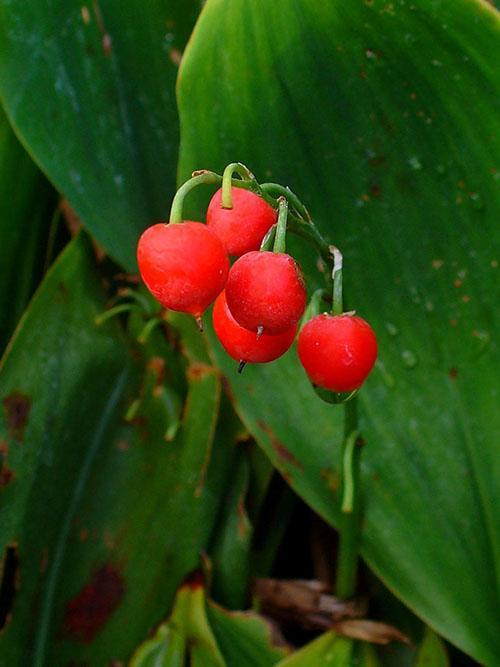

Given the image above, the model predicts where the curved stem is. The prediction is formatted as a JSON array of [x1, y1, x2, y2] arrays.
[[335, 397, 363, 599], [137, 317, 163, 344], [261, 182, 312, 222], [273, 197, 288, 254], [95, 303, 136, 325], [221, 162, 258, 208], [169, 171, 221, 223], [331, 246, 343, 315], [286, 213, 332, 267]]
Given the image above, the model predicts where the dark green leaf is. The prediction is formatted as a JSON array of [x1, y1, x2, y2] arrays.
[[210, 449, 252, 610], [0, 106, 56, 349], [0, 0, 199, 270], [207, 601, 288, 666], [177, 1, 500, 663], [0, 236, 234, 665]]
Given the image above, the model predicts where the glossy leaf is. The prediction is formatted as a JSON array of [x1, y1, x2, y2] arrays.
[[0, 107, 56, 349], [0, 236, 235, 665], [0, 0, 199, 270], [177, 0, 500, 663]]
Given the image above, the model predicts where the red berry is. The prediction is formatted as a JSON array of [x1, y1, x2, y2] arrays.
[[213, 291, 297, 364], [207, 188, 277, 256], [298, 314, 377, 392], [137, 222, 229, 317], [225, 251, 307, 334]]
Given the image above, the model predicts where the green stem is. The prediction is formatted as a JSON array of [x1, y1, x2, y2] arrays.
[[95, 303, 136, 325], [260, 224, 277, 251], [169, 171, 221, 223], [137, 317, 163, 344], [273, 197, 288, 254], [169, 170, 332, 286], [261, 182, 312, 222], [341, 428, 360, 512], [335, 397, 362, 599], [221, 162, 258, 208], [287, 213, 332, 267], [331, 246, 343, 315]]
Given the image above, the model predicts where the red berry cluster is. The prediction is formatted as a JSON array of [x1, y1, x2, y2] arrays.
[[137, 168, 377, 398]]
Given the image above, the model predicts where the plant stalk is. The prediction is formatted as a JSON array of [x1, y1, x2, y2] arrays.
[[273, 197, 288, 254], [221, 162, 257, 208], [335, 396, 363, 599], [331, 246, 343, 315]]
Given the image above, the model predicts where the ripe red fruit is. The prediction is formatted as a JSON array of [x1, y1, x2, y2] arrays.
[[225, 251, 307, 334], [213, 292, 297, 364], [137, 222, 229, 317], [206, 187, 277, 256], [298, 314, 377, 392]]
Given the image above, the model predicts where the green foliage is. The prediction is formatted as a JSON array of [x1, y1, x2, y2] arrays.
[[130, 582, 288, 666], [0, 108, 55, 349], [0, 0, 199, 269], [177, 0, 500, 663], [0, 237, 238, 665], [0, 0, 498, 664]]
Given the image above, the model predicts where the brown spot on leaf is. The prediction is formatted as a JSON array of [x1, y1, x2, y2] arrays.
[[3, 392, 31, 441], [183, 570, 204, 590], [321, 468, 340, 492], [60, 199, 82, 236], [0, 465, 13, 489], [370, 184, 381, 198], [187, 363, 216, 381], [63, 564, 125, 643], [257, 421, 303, 471], [0, 442, 13, 489], [169, 47, 182, 66], [148, 356, 165, 382], [449, 368, 458, 380], [220, 375, 235, 403], [115, 440, 129, 451]]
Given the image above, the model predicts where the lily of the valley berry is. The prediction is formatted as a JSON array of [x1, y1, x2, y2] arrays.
[[136, 162, 377, 398]]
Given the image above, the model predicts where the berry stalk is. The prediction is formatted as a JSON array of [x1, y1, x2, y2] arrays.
[[169, 171, 221, 223], [221, 162, 259, 208], [331, 246, 343, 315], [261, 182, 312, 223], [273, 197, 288, 254]]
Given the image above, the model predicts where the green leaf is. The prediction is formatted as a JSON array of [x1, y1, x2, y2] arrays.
[[209, 449, 252, 610], [0, 106, 55, 349], [0, 236, 235, 665], [131, 582, 287, 667], [0, 0, 199, 270], [207, 601, 288, 666], [414, 628, 449, 667], [276, 632, 352, 666], [177, 1, 500, 663]]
